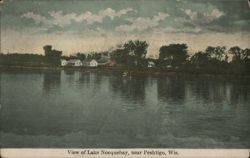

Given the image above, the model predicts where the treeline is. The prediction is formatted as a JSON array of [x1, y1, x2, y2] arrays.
[[0, 41, 249, 75], [0, 45, 61, 67], [62, 51, 110, 61], [0, 53, 49, 67], [0, 45, 110, 67], [110, 40, 250, 75], [188, 46, 250, 74]]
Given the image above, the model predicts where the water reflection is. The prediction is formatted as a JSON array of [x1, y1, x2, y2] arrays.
[[63, 70, 80, 82], [1, 71, 250, 147], [109, 75, 146, 106], [229, 79, 250, 106], [157, 76, 186, 104], [184, 76, 250, 107], [78, 71, 91, 84], [42, 70, 61, 95], [78, 72, 105, 91]]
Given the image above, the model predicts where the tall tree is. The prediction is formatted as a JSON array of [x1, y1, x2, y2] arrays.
[[43, 45, 62, 66], [76, 52, 86, 60], [229, 46, 244, 63], [205, 46, 226, 61], [111, 48, 129, 64], [159, 43, 189, 66], [123, 40, 148, 58], [243, 48, 250, 73], [243, 48, 250, 62], [190, 51, 210, 66], [111, 40, 148, 67]]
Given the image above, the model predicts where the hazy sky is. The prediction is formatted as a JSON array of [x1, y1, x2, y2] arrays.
[[1, 0, 250, 57]]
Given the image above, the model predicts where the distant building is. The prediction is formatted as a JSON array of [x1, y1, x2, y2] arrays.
[[148, 61, 155, 68], [67, 59, 82, 66], [82, 59, 98, 67], [90, 59, 98, 67], [61, 59, 68, 66]]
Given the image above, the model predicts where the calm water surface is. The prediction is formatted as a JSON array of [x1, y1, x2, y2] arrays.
[[0, 69, 250, 148]]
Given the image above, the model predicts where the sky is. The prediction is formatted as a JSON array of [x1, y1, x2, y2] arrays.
[[1, 0, 250, 57]]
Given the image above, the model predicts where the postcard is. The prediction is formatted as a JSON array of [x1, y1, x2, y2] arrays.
[[0, 0, 249, 158]]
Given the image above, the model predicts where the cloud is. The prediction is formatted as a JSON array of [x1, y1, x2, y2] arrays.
[[115, 12, 169, 32], [21, 8, 135, 27], [176, 8, 224, 26], [21, 12, 47, 24], [155, 27, 202, 34]]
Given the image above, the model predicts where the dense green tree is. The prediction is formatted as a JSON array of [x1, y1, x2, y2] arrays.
[[243, 48, 250, 62], [76, 52, 86, 60], [43, 45, 62, 66], [111, 48, 129, 65], [243, 48, 250, 74], [86, 54, 92, 59], [229, 46, 244, 63], [190, 51, 210, 66], [111, 40, 148, 67], [205, 46, 226, 61], [123, 40, 148, 58], [227, 46, 247, 74], [92, 52, 102, 60], [0, 53, 47, 67], [159, 43, 188, 67]]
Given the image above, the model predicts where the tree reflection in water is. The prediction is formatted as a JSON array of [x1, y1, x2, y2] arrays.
[[1, 71, 250, 147], [109, 74, 146, 108]]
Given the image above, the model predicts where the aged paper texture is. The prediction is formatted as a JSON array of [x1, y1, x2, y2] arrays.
[[0, 0, 250, 158]]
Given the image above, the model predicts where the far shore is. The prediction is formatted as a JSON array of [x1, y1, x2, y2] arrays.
[[1, 65, 250, 79]]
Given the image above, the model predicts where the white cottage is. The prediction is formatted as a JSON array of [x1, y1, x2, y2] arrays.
[[89, 59, 98, 67], [61, 59, 68, 66], [148, 61, 155, 68], [82, 59, 98, 67], [67, 59, 82, 66]]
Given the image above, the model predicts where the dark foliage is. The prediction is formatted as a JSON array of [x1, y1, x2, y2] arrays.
[[43, 45, 62, 66], [111, 40, 148, 67], [0, 43, 249, 75], [159, 44, 189, 67]]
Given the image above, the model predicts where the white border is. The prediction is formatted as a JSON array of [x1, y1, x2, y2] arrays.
[[1, 149, 249, 158]]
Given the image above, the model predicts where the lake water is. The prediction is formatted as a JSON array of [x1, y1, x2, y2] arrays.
[[0, 69, 250, 148]]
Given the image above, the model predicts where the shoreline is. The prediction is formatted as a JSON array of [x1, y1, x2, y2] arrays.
[[1, 65, 250, 78]]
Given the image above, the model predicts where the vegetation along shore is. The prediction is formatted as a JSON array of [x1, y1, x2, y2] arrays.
[[1, 40, 249, 76]]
